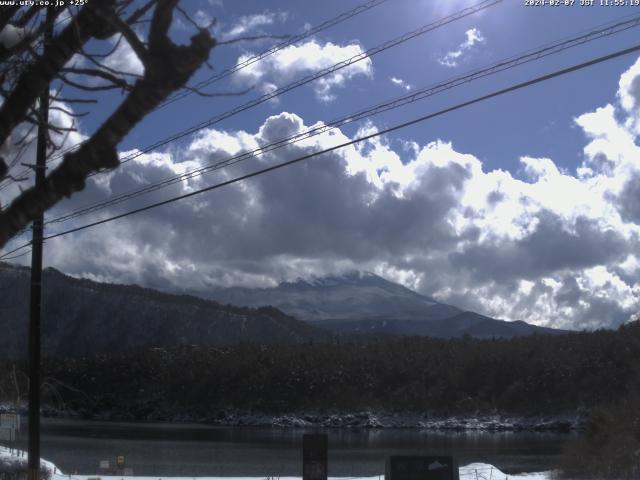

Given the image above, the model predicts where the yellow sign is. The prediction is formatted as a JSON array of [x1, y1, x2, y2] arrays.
[[116, 456, 125, 468]]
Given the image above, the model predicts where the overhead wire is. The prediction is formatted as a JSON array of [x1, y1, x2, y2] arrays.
[[34, 0, 503, 177], [42, 13, 640, 226], [3, 41, 638, 260], [2, 0, 392, 182], [0, 6, 87, 190], [2, 0, 502, 243], [159, 0, 391, 109]]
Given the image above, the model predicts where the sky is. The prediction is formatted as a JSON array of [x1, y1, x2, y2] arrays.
[[1, 0, 640, 330]]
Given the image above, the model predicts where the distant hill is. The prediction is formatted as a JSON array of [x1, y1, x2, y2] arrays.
[[0, 263, 331, 358], [206, 271, 460, 321], [204, 272, 569, 338], [0, 263, 568, 359]]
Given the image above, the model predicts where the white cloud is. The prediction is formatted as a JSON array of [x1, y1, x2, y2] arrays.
[[439, 28, 485, 68], [10, 55, 640, 331], [233, 40, 373, 102], [390, 77, 412, 91], [193, 10, 214, 28], [103, 34, 145, 77], [0, 97, 86, 209], [223, 11, 288, 39]]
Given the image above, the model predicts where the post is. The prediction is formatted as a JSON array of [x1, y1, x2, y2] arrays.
[[302, 434, 328, 480], [28, 7, 53, 480]]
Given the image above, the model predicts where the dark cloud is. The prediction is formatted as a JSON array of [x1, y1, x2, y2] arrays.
[[449, 211, 629, 284], [12, 97, 636, 331], [616, 173, 640, 225]]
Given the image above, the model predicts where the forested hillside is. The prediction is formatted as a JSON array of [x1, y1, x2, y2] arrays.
[[0, 263, 331, 357], [2, 322, 638, 421]]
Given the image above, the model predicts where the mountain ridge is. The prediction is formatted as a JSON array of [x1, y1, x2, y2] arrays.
[[0, 262, 331, 358], [203, 271, 569, 337], [0, 263, 569, 359]]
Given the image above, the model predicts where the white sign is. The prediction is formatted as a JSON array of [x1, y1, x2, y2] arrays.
[[99, 461, 110, 470], [123, 468, 134, 476], [0, 413, 20, 429], [0, 427, 15, 441]]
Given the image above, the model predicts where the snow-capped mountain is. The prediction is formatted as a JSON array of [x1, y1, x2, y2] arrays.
[[204, 272, 567, 338], [206, 271, 461, 322]]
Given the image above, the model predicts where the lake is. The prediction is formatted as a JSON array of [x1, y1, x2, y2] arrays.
[[13, 419, 572, 477]]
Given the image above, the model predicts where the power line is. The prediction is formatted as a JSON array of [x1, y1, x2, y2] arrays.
[[23, 0, 498, 184], [159, 0, 391, 109], [0, 8, 98, 191], [112, 0, 502, 168], [0, 247, 32, 260], [2, 41, 636, 259], [12, 0, 391, 175], [43, 13, 640, 226]]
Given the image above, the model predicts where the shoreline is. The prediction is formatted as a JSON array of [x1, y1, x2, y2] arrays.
[[39, 408, 584, 432]]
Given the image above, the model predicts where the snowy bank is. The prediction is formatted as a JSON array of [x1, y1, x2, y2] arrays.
[[43, 408, 583, 432], [1, 446, 551, 480]]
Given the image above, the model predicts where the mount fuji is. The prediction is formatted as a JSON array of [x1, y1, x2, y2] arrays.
[[204, 272, 567, 338]]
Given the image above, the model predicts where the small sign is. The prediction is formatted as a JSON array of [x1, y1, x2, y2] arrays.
[[302, 434, 328, 480], [385, 456, 459, 480], [123, 468, 134, 476], [0, 427, 16, 441], [116, 456, 125, 468], [99, 461, 110, 470], [0, 413, 20, 430]]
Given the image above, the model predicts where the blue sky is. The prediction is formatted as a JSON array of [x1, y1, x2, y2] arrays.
[[2, 0, 640, 330], [122, 0, 640, 174]]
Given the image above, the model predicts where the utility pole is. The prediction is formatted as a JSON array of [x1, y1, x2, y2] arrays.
[[28, 7, 53, 480]]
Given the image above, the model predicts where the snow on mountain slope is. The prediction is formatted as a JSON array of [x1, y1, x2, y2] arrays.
[[204, 272, 569, 338], [206, 271, 460, 322]]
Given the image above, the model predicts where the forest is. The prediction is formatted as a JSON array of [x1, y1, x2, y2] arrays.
[[1, 322, 639, 419], [2, 322, 640, 477]]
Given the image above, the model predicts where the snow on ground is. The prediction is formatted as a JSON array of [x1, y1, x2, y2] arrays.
[[2, 446, 552, 480], [0, 445, 62, 476]]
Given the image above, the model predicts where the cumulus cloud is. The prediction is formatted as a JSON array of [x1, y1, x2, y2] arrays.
[[233, 40, 373, 102], [439, 28, 485, 68], [9, 56, 640, 331]]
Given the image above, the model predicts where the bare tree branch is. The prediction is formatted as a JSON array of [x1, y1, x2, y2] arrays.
[[15, 6, 39, 28], [79, 33, 124, 59], [176, 5, 215, 31], [0, 0, 215, 247], [49, 105, 89, 118], [59, 72, 131, 92], [61, 67, 135, 90], [0, 5, 20, 32], [51, 97, 98, 104], [102, 16, 150, 65], [0, 1, 118, 151], [126, 0, 159, 25], [0, 8, 65, 65]]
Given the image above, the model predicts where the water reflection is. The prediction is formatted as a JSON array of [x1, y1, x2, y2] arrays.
[[14, 419, 572, 477]]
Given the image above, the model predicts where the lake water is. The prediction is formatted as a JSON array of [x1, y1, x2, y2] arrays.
[[13, 419, 572, 477]]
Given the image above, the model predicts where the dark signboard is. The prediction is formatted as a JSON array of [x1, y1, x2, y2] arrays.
[[386, 456, 459, 480], [302, 434, 328, 480]]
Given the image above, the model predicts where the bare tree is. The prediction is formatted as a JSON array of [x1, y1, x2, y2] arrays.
[[0, 0, 215, 248]]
